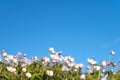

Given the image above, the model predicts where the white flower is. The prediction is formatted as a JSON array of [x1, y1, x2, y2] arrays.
[[50, 54, 59, 60], [51, 59, 58, 63], [2, 52, 7, 57], [5, 57, 9, 62], [22, 68, 26, 72], [94, 66, 100, 70], [74, 64, 84, 69], [61, 66, 70, 72], [12, 58, 18, 64], [25, 72, 31, 78], [43, 57, 50, 63], [68, 63, 75, 67], [101, 61, 107, 68], [7, 66, 16, 72], [58, 58, 62, 62], [42, 57, 50, 66], [46, 70, 53, 76], [87, 69, 93, 74], [12, 67, 16, 72], [49, 47, 55, 53], [80, 74, 86, 80], [62, 56, 69, 61], [87, 58, 97, 65], [7, 55, 13, 60], [50, 54, 59, 63], [7, 66, 12, 72], [64, 60, 69, 64], [110, 50, 115, 55], [32, 56, 38, 61], [27, 60, 32, 65], [49, 47, 54, 51], [21, 63, 27, 68], [68, 56, 74, 62]]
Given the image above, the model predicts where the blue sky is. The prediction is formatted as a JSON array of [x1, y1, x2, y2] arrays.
[[0, 0, 120, 67]]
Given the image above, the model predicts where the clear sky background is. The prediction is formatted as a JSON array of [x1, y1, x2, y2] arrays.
[[0, 0, 120, 68]]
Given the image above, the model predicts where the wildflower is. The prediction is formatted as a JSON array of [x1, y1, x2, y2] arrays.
[[64, 60, 69, 64], [4, 57, 9, 62], [50, 54, 59, 63], [80, 74, 86, 80], [7, 55, 13, 60], [22, 68, 26, 72], [94, 66, 100, 70], [87, 58, 97, 65], [101, 61, 107, 68], [25, 72, 31, 78], [32, 56, 38, 62], [12, 58, 18, 64], [49, 47, 55, 53], [7, 66, 12, 71], [21, 63, 27, 68], [42, 57, 50, 66], [61, 66, 70, 72], [42, 57, 50, 63], [7, 66, 16, 72], [74, 64, 79, 69], [50, 54, 59, 60], [2, 52, 7, 57], [68, 63, 75, 67], [74, 64, 84, 69], [27, 60, 32, 65], [87, 69, 93, 74], [46, 70, 53, 76], [51, 59, 58, 63], [62, 56, 69, 61], [110, 50, 115, 55], [86, 66, 93, 74], [68, 56, 74, 62], [12, 67, 16, 72]]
